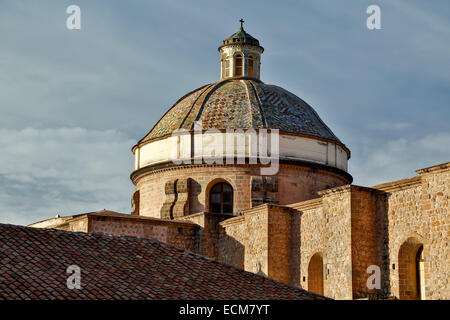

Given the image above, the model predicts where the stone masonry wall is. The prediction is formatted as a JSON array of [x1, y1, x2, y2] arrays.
[[373, 162, 449, 299], [350, 188, 378, 299], [31, 161, 448, 300], [292, 187, 353, 299], [417, 164, 449, 299], [267, 205, 292, 284], [88, 215, 197, 252], [291, 199, 324, 291], [177, 212, 233, 259], [375, 180, 423, 298], [133, 163, 349, 219], [219, 216, 246, 269], [135, 165, 254, 218], [244, 206, 269, 278], [219, 204, 293, 285], [55, 216, 89, 233], [277, 165, 348, 205], [30, 213, 198, 253], [289, 164, 448, 300], [318, 187, 353, 299]]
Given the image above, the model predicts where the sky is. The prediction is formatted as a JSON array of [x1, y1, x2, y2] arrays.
[[0, 0, 449, 225]]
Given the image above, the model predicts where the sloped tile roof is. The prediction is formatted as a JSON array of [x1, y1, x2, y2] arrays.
[[0, 224, 327, 300]]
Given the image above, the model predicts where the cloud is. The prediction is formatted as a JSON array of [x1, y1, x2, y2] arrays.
[[350, 132, 450, 186], [391, 0, 450, 37], [367, 121, 412, 132], [0, 127, 135, 225], [0, 1, 449, 225]]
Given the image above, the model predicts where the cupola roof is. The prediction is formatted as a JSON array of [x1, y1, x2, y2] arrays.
[[219, 19, 264, 52]]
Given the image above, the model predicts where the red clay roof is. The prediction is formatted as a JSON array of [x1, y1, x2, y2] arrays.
[[0, 224, 327, 300]]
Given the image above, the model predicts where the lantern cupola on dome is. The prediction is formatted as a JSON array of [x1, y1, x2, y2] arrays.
[[218, 19, 264, 80]]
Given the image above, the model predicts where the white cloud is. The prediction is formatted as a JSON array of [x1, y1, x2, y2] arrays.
[[0, 1, 449, 225], [0, 127, 135, 225], [350, 132, 450, 186]]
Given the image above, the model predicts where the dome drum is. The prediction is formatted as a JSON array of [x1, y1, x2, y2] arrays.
[[133, 130, 348, 173]]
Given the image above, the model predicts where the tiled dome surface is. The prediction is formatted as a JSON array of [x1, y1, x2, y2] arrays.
[[140, 79, 340, 144]]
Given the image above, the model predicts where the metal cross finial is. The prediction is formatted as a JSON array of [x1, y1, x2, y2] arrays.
[[239, 18, 245, 29]]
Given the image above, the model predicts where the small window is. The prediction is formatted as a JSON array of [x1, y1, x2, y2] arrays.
[[225, 59, 230, 77], [221, 54, 227, 78], [235, 54, 243, 76], [248, 55, 254, 77], [209, 182, 233, 214]]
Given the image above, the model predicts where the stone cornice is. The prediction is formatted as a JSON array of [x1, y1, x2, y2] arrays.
[[219, 215, 245, 227], [416, 161, 450, 175], [130, 159, 353, 185], [86, 212, 198, 228], [32, 215, 89, 230], [317, 184, 352, 196], [288, 198, 323, 211], [220, 203, 292, 227], [218, 42, 264, 53], [30, 211, 198, 230], [28, 215, 79, 228], [371, 176, 422, 193], [175, 211, 234, 221], [241, 203, 270, 216], [317, 184, 379, 196]]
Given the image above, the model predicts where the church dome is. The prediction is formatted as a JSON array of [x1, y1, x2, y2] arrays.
[[131, 22, 352, 219], [138, 79, 342, 145], [132, 21, 350, 176]]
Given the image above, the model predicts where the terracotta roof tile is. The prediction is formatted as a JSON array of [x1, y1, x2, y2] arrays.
[[0, 223, 327, 300]]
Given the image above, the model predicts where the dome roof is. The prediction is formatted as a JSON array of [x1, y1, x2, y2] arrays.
[[219, 26, 263, 51], [138, 79, 343, 147], [218, 19, 263, 52]]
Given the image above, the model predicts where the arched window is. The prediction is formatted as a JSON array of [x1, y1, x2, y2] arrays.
[[221, 54, 226, 78], [234, 54, 243, 76], [308, 253, 324, 296], [248, 55, 254, 77], [209, 182, 233, 214], [398, 238, 425, 300], [225, 59, 230, 78], [222, 54, 229, 78]]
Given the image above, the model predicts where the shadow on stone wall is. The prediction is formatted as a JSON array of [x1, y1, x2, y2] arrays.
[[290, 209, 302, 288], [218, 231, 245, 270], [189, 178, 204, 214], [376, 192, 392, 298]]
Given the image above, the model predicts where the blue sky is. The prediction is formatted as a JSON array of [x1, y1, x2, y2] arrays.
[[0, 0, 449, 225]]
